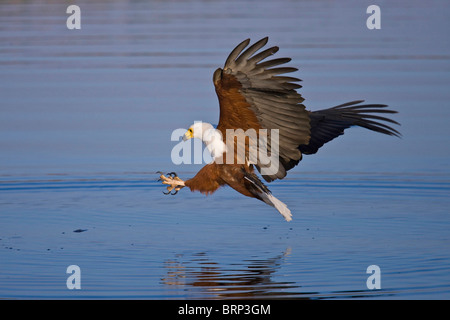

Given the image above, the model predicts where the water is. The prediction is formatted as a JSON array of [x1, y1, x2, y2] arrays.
[[1, 0, 450, 299]]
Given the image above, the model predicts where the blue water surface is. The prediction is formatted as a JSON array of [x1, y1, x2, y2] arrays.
[[1, 0, 450, 299]]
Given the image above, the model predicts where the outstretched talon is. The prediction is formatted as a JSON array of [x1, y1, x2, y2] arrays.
[[166, 172, 178, 179], [157, 171, 185, 195]]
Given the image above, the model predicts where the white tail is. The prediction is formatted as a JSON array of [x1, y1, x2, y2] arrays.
[[259, 192, 292, 221]]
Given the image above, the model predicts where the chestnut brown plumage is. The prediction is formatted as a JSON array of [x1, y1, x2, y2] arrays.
[[159, 37, 400, 221]]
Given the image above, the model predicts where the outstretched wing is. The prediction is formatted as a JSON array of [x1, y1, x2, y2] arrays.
[[299, 100, 401, 155], [214, 37, 311, 182]]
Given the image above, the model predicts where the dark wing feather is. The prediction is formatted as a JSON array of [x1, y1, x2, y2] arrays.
[[214, 37, 311, 182], [299, 100, 401, 155]]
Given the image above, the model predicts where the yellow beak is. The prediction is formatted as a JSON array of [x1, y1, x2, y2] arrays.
[[183, 130, 193, 141]]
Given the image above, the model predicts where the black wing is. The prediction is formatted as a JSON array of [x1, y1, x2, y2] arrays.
[[299, 100, 401, 155]]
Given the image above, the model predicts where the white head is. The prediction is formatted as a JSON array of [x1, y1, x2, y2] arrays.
[[183, 122, 226, 159], [183, 122, 215, 141]]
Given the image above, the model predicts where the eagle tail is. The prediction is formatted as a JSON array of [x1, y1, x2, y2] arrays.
[[258, 192, 293, 222], [243, 171, 292, 221]]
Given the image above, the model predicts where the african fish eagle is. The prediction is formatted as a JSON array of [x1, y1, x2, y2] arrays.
[[158, 37, 400, 221]]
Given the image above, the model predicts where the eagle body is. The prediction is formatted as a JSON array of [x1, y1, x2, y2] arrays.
[[159, 37, 400, 221]]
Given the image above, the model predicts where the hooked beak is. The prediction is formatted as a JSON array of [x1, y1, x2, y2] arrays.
[[182, 130, 193, 141]]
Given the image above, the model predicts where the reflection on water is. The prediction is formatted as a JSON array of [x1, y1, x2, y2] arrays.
[[162, 249, 300, 299], [162, 249, 395, 299]]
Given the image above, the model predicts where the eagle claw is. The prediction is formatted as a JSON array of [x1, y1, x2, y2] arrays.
[[157, 171, 185, 195], [163, 188, 179, 195]]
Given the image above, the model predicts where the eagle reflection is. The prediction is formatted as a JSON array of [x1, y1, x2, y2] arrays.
[[162, 248, 304, 299]]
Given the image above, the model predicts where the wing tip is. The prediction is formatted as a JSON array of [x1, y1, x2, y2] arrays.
[[224, 38, 251, 68], [258, 36, 269, 46], [225, 37, 278, 68]]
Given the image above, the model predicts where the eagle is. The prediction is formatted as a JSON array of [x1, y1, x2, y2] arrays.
[[158, 37, 400, 221]]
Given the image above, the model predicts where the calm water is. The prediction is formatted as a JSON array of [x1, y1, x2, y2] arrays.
[[1, 0, 450, 299]]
